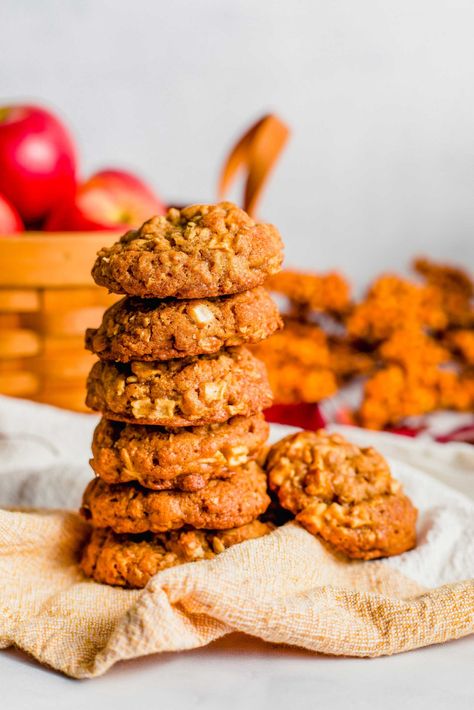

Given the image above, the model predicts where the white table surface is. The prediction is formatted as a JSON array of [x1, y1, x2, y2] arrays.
[[2, 632, 474, 710]]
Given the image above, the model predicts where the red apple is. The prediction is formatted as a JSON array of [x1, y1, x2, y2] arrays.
[[0, 192, 24, 233], [45, 169, 166, 231], [0, 104, 77, 225]]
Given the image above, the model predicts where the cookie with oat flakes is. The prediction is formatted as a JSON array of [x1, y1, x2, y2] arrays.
[[80, 520, 275, 588], [91, 414, 269, 491], [85, 346, 272, 426], [86, 287, 282, 362], [91, 202, 283, 299], [81, 461, 270, 533], [265, 430, 417, 560]]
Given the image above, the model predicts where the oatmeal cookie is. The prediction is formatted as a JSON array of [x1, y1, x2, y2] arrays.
[[91, 202, 283, 298], [86, 287, 282, 362], [80, 520, 275, 588], [91, 414, 269, 491], [81, 461, 270, 533], [265, 430, 417, 559], [85, 346, 272, 426]]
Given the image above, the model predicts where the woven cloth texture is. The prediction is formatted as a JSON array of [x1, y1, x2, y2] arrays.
[[0, 397, 473, 678]]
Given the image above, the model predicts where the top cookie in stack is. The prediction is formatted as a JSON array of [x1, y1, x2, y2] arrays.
[[80, 202, 284, 588]]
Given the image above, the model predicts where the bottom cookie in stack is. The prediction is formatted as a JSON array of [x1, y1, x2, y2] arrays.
[[81, 520, 274, 588], [80, 417, 272, 587]]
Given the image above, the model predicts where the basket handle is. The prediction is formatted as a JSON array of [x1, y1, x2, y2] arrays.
[[218, 114, 290, 217]]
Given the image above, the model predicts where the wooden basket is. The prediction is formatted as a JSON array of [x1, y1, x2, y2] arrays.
[[0, 113, 289, 412], [0, 233, 120, 411]]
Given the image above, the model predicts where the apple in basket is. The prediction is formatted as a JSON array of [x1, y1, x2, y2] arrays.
[[0, 104, 77, 226], [45, 168, 167, 231], [0, 192, 24, 233]]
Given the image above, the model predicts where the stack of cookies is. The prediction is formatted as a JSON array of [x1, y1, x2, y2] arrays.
[[79, 202, 284, 588]]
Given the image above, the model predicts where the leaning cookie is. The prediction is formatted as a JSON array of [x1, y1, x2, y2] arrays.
[[86, 287, 282, 362], [81, 461, 270, 534], [85, 346, 272, 426], [91, 202, 283, 298], [265, 430, 417, 560], [91, 414, 269, 491], [80, 520, 275, 588]]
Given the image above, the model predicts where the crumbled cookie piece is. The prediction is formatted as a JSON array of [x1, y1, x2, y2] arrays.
[[266, 430, 417, 559], [91, 414, 269, 490], [86, 287, 282, 362], [81, 461, 270, 533], [81, 520, 275, 588], [91, 202, 283, 298], [86, 346, 273, 426]]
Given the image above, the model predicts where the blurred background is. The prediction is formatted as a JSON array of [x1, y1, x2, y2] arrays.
[[2, 0, 474, 285]]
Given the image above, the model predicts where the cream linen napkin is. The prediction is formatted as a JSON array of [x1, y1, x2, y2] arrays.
[[0, 396, 473, 678]]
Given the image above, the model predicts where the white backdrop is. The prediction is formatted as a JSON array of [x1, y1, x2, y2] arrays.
[[2, 0, 474, 286]]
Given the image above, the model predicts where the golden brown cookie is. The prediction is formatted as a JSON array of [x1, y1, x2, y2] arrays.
[[91, 202, 283, 298], [85, 347, 273, 426], [80, 520, 275, 588], [85, 287, 282, 362], [91, 414, 269, 491], [265, 430, 417, 560], [81, 461, 270, 533]]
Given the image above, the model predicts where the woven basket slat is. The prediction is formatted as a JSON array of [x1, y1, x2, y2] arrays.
[[0, 232, 119, 411]]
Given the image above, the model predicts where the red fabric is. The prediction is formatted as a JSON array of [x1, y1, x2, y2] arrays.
[[264, 403, 326, 430]]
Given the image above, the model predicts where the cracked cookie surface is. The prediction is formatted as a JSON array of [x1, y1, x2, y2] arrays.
[[86, 287, 282, 362], [85, 346, 272, 426], [81, 461, 270, 533], [80, 520, 275, 588], [91, 202, 283, 298], [265, 430, 417, 559], [91, 414, 269, 491]]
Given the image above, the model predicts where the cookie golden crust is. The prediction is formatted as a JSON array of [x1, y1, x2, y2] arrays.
[[91, 202, 284, 298], [81, 461, 270, 533], [85, 287, 282, 362], [80, 520, 275, 588], [85, 347, 273, 426], [265, 430, 417, 560], [91, 414, 269, 491]]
